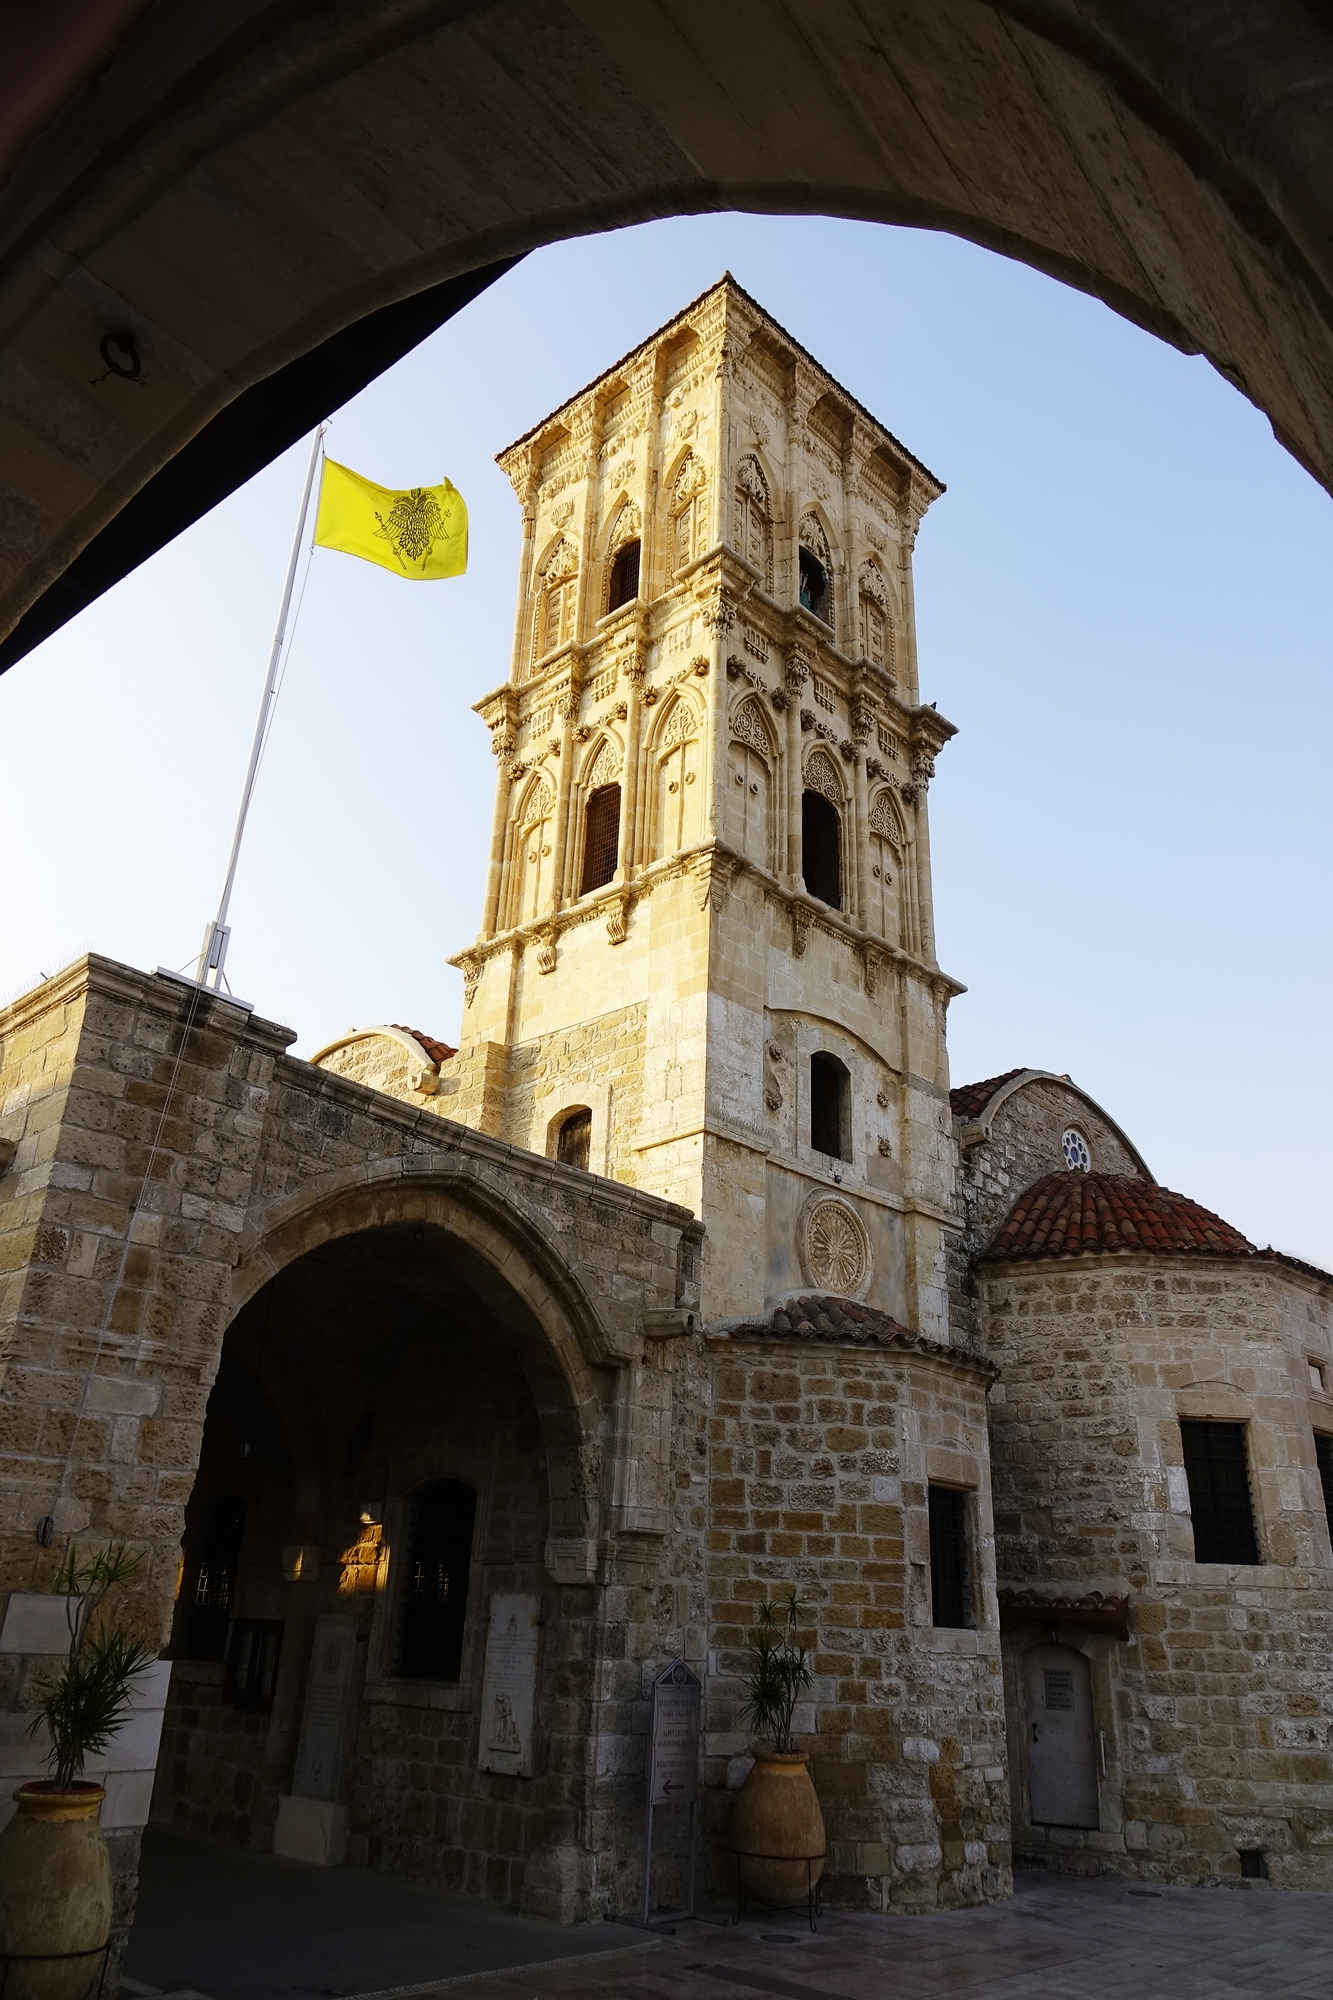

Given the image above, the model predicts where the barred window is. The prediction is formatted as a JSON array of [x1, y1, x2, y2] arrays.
[[186, 1495, 246, 1661], [1179, 1421, 1260, 1565], [928, 1486, 970, 1628], [397, 1479, 477, 1681], [608, 540, 640, 612], [580, 784, 621, 894]]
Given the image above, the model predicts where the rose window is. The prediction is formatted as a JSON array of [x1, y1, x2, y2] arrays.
[[804, 1199, 868, 1295], [1062, 1128, 1091, 1172]]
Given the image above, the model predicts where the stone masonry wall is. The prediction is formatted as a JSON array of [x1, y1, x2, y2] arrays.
[[982, 1251, 1333, 1886], [700, 1333, 1010, 1911]]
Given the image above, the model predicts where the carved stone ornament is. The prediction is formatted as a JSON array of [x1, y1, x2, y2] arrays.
[[585, 738, 622, 788], [764, 1079, 783, 1113], [726, 656, 745, 680], [770, 686, 792, 712], [791, 902, 814, 957], [658, 697, 699, 750], [868, 791, 903, 844], [865, 521, 887, 552], [798, 1191, 872, 1300], [491, 731, 516, 761], [851, 700, 875, 742], [621, 648, 647, 683], [552, 500, 575, 529], [508, 760, 529, 782], [673, 452, 708, 504], [877, 1137, 893, 1157], [785, 646, 812, 691], [799, 708, 816, 732], [535, 927, 558, 975], [607, 894, 632, 945], [860, 941, 889, 997], [839, 738, 859, 763], [876, 1087, 891, 1109], [732, 697, 775, 757], [804, 747, 843, 806], [700, 596, 734, 639], [457, 952, 483, 1009], [691, 655, 711, 676], [694, 851, 740, 913], [574, 724, 591, 742], [642, 686, 660, 705]]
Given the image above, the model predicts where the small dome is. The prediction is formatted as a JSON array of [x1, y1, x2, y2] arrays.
[[983, 1170, 1254, 1264]]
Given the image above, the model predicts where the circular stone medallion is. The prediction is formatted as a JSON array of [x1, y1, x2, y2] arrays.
[[798, 1193, 871, 1299]]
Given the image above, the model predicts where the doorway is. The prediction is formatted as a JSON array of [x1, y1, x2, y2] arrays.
[[1023, 1644, 1098, 1829]]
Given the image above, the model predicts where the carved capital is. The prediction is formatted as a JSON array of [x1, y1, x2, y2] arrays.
[[851, 700, 875, 742], [784, 644, 813, 691], [456, 951, 483, 1009]]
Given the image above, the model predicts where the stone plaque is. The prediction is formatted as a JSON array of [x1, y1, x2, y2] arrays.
[[649, 1657, 700, 1807], [292, 1614, 359, 1802], [478, 1593, 540, 1777]]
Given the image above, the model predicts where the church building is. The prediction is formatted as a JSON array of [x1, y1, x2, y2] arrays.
[[1, 281, 1331, 1964]]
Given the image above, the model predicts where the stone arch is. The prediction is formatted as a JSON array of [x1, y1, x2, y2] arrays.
[[579, 732, 623, 790], [232, 1166, 618, 1477], [857, 560, 896, 673], [730, 693, 776, 759], [868, 785, 904, 845], [603, 495, 641, 557], [9, 9, 1333, 673]]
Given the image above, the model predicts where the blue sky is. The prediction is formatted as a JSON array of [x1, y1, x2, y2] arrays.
[[4, 215, 1329, 1263]]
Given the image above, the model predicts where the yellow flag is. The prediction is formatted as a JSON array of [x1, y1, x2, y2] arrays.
[[313, 456, 467, 579]]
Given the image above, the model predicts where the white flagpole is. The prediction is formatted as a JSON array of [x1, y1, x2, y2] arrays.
[[196, 422, 326, 990]]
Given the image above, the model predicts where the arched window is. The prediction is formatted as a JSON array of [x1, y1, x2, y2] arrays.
[[651, 699, 703, 859], [396, 1478, 477, 1682], [607, 539, 640, 612], [533, 539, 577, 669], [867, 790, 902, 942], [733, 457, 772, 588], [513, 777, 555, 926], [671, 455, 709, 574], [186, 1495, 246, 1660], [727, 698, 774, 868], [858, 566, 892, 669], [802, 790, 842, 909], [799, 515, 834, 625], [810, 1053, 850, 1160], [556, 1107, 592, 1171], [581, 784, 621, 893]]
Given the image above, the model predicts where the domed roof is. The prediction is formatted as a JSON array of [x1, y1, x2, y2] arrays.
[[982, 1170, 1254, 1263]]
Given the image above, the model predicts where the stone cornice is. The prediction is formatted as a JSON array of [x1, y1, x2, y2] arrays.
[[0, 953, 296, 1053]]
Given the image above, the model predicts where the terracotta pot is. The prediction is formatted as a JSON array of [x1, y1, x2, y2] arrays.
[[0, 1783, 113, 2000], [729, 1750, 826, 1909]]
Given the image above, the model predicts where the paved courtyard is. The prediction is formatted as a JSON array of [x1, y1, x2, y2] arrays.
[[124, 1832, 1332, 2000]]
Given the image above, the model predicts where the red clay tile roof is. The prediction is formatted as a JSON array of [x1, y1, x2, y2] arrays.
[[730, 1295, 997, 1374], [390, 1026, 456, 1067], [949, 1069, 1028, 1120], [983, 1171, 1255, 1263]]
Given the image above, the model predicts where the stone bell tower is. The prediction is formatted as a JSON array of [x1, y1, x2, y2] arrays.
[[451, 276, 961, 1331]]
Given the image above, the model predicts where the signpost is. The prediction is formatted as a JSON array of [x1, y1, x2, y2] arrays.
[[637, 1658, 702, 1927]]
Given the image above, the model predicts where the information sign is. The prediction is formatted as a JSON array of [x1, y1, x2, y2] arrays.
[[649, 1658, 701, 1806]]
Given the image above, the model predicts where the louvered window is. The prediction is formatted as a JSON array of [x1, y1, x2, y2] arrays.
[[556, 1108, 592, 1171]]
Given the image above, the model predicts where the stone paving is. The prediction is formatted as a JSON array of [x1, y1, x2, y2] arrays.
[[386, 1874, 1333, 2000]]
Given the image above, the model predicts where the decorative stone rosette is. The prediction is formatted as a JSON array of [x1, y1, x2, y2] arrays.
[[796, 1190, 872, 1300]]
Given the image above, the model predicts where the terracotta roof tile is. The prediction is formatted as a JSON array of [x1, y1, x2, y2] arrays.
[[390, 1025, 456, 1067], [730, 1294, 996, 1375], [982, 1170, 1255, 1263], [949, 1069, 1027, 1120]]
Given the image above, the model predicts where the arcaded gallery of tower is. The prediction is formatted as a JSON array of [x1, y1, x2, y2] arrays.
[[2, 281, 1332, 1954]]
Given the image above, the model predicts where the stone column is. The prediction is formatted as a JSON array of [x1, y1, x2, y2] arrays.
[[701, 594, 734, 839], [783, 645, 810, 881], [617, 641, 645, 875], [551, 680, 580, 908], [908, 753, 938, 965], [482, 731, 516, 937], [849, 687, 874, 927]]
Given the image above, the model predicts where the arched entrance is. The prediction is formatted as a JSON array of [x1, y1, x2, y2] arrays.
[[3, 3, 1333, 663], [151, 1206, 605, 1910]]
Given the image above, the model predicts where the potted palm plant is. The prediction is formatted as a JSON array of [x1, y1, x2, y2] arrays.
[[0, 1545, 156, 2000], [728, 1591, 826, 1913]]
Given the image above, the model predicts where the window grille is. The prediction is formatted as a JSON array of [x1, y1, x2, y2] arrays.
[[1316, 1434, 1333, 1541], [801, 790, 841, 908], [186, 1495, 246, 1660], [223, 1619, 282, 1711], [397, 1479, 478, 1682], [556, 1108, 592, 1171], [608, 540, 640, 612], [810, 1054, 848, 1161], [928, 1486, 970, 1628], [1179, 1421, 1260, 1565], [580, 784, 621, 894]]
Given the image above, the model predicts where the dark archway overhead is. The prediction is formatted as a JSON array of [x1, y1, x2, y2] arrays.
[[2, 0, 1332, 670]]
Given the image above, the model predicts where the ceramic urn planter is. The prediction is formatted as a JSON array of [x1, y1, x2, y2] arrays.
[[729, 1749, 826, 1909], [0, 1782, 113, 2000]]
